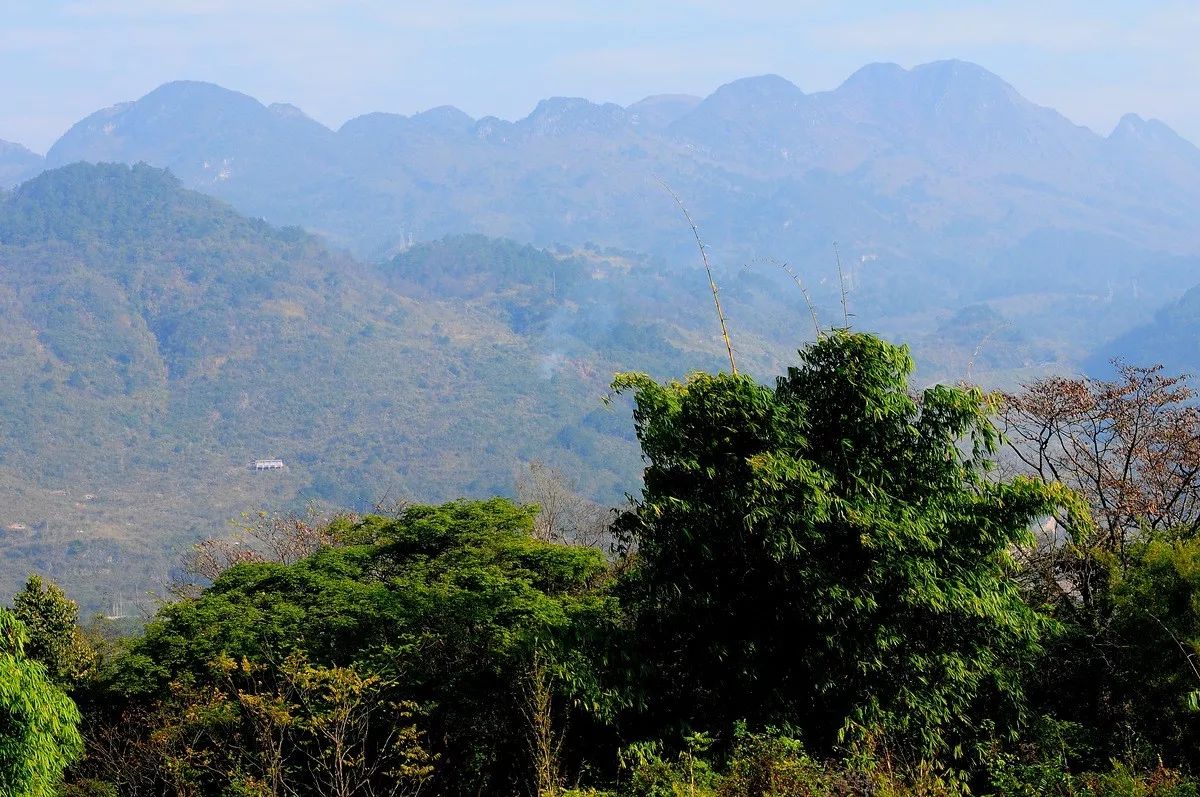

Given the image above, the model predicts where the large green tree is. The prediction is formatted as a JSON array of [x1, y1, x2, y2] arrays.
[[614, 331, 1080, 768], [12, 574, 97, 688], [0, 608, 83, 796], [89, 499, 619, 796], [1093, 536, 1200, 768]]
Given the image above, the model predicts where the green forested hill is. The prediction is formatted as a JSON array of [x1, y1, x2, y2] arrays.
[[0, 165, 659, 611], [0, 163, 1100, 613]]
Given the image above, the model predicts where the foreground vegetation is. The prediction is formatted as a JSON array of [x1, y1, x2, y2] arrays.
[[6, 331, 1200, 795]]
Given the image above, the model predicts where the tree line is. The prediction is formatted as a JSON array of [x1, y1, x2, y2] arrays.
[[5, 330, 1200, 796]]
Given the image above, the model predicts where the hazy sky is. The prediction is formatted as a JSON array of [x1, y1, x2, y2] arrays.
[[4, 1, 1200, 152]]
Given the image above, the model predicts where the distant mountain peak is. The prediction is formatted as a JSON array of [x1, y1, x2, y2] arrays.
[[911, 60, 1025, 108], [411, 105, 475, 133], [628, 93, 702, 108], [154, 79, 227, 91], [337, 111, 407, 136], [519, 97, 630, 136], [709, 73, 805, 103], [837, 61, 907, 90], [627, 94, 703, 131], [139, 79, 262, 107], [1110, 112, 1186, 143], [912, 58, 1013, 82], [46, 79, 339, 175], [1105, 112, 1200, 174], [472, 115, 516, 143], [821, 57, 1082, 164], [0, 138, 38, 157], [836, 59, 1020, 104], [670, 74, 807, 142], [525, 96, 607, 116], [268, 102, 310, 119], [0, 138, 44, 189]]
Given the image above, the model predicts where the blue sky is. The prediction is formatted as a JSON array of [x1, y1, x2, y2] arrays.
[[4, 1, 1199, 152]]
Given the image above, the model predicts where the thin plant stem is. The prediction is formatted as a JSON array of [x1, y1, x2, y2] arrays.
[[778, 260, 823, 339], [658, 179, 737, 375], [834, 241, 850, 327]]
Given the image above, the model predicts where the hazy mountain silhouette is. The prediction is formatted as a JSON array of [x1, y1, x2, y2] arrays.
[[36, 61, 1200, 272], [1094, 285, 1200, 378], [0, 139, 43, 188]]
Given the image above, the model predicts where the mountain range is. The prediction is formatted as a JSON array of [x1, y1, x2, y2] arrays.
[[7, 60, 1198, 260], [5, 61, 1198, 362], [2, 60, 1200, 610]]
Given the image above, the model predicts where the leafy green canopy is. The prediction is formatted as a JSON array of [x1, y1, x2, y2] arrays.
[[1097, 536, 1200, 767], [614, 331, 1081, 765], [12, 574, 97, 688], [104, 499, 619, 796], [0, 608, 83, 797]]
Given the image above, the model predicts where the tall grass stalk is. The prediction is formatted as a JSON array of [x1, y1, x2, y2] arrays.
[[658, 179, 737, 375], [778, 260, 823, 340]]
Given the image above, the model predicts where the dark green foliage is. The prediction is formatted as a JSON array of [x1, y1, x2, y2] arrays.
[[1094, 537, 1200, 767], [596, 732, 1200, 797], [383, 233, 587, 334], [26, 330, 1200, 795], [57, 780, 119, 797], [385, 233, 585, 300], [95, 499, 620, 796], [613, 331, 1074, 767], [11, 574, 97, 688]]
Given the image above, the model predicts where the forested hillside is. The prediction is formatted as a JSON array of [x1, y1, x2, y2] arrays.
[[0, 165, 649, 610], [1, 162, 1100, 613], [8, 331, 1200, 796]]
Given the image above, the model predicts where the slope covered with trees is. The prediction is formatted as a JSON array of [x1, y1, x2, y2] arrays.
[[0, 165, 661, 611], [1, 159, 1183, 614], [0, 163, 846, 613], [8, 332, 1200, 796]]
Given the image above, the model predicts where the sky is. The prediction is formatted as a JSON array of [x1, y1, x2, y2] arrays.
[[4, 1, 1200, 153]]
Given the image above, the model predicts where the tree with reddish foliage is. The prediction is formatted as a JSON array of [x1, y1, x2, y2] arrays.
[[1001, 364, 1200, 609]]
